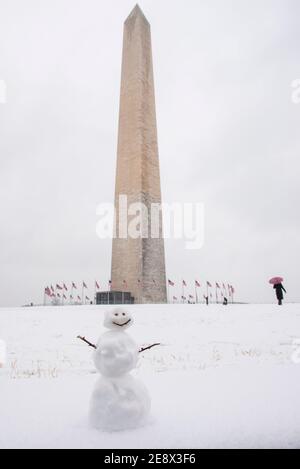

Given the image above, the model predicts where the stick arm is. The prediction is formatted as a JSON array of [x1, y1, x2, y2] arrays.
[[139, 343, 161, 353], [77, 336, 97, 349]]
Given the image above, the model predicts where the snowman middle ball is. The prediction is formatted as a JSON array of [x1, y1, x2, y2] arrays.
[[93, 331, 138, 378]]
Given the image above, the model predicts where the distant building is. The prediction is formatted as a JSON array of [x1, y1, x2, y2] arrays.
[[96, 291, 134, 305]]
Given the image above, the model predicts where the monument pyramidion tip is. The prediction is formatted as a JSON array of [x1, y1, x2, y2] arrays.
[[125, 4, 150, 24]]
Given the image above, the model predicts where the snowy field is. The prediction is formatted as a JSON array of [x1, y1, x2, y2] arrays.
[[0, 303, 300, 449]]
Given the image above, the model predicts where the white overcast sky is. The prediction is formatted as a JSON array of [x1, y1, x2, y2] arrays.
[[0, 0, 299, 307]]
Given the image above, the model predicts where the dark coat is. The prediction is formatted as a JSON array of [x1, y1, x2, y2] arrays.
[[273, 283, 286, 300]]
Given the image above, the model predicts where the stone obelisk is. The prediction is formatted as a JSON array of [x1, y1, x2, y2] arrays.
[[111, 5, 167, 304]]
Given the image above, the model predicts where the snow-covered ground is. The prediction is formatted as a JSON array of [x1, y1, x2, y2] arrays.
[[0, 303, 300, 449]]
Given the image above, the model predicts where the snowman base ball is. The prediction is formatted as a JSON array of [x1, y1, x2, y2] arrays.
[[89, 374, 151, 432]]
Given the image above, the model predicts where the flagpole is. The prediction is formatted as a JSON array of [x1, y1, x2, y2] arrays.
[[122, 281, 125, 305], [137, 281, 141, 304]]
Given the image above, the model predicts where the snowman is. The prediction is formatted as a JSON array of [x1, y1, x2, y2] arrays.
[[88, 308, 151, 432]]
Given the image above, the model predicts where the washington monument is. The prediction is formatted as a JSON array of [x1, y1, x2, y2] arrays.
[[111, 5, 167, 304]]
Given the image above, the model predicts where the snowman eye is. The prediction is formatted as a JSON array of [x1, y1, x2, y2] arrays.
[[122, 313, 126, 316], [114, 313, 119, 317]]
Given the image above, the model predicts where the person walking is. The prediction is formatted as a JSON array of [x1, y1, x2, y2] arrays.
[[269, 277, 286, 306], [273, 282, 286, 306]]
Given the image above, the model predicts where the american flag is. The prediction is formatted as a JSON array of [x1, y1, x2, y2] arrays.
[[72, 282, 77, 289], [207, 281, 212, 288], [63, 283, 68, 291], [95, 281, 100, 290], [182, 280, 187, 287], [45, 287, 51, 297], [168, 279, 175, 287], [83, 281, 88, 289], [216, 282, 221, 289], [56, 284, 63, 290], [195, 280, 201, 288]]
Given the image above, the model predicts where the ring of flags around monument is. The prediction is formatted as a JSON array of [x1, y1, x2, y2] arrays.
[[44, 279, 235, 305], [44, 281, 103, 305], [167, 279, 235, 304]]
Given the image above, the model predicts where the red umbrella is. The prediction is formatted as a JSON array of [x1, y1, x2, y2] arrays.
[[269, 276, 283, 285]]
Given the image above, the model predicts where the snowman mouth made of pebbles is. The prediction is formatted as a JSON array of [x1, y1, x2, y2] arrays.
[[85, 308, 157, 432]]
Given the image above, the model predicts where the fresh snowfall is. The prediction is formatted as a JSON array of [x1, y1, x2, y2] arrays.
[[0, 303, 300, 449]]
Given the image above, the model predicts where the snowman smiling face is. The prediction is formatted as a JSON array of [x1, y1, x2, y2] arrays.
[[104, 308, 133, 331]]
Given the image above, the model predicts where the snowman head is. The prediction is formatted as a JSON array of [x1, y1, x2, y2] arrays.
[[104, 308, 133, 331]]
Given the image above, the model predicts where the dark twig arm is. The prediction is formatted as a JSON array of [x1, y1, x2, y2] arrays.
[[77, 336, 97, 349], [139, 343, 161, 353]]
